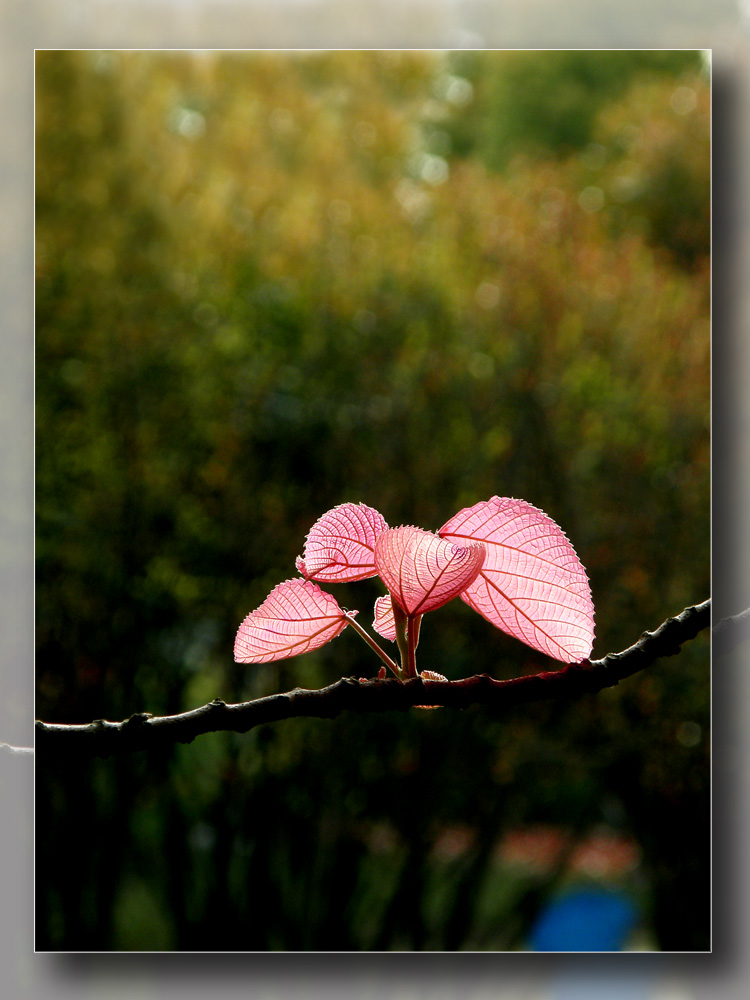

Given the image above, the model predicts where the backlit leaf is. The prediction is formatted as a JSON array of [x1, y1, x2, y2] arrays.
[[373, 594, 397, 641], [420, 669, 448, 682], [234, 578, 352, 663], [440, 496, 595, 663], [297, 502, 389, 582], [374, 525, 485, 615]]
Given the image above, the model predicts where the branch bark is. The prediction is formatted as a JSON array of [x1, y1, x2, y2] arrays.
[[35, 599, 710, 758]]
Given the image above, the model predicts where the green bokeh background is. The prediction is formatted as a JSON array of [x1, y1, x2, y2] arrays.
[[35, 50, 709, 951]]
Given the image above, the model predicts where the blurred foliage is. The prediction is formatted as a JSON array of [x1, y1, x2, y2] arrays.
[[35, 50, 709, 951], [443, 51, 702, 164]]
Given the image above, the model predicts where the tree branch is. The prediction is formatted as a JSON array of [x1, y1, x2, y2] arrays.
[[35, 599, 710, 758]]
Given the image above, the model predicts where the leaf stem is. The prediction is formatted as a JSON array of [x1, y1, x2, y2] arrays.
[[344, 612, 402, 678], [391, 599, 410, 675], [405, 614, 422, 679]]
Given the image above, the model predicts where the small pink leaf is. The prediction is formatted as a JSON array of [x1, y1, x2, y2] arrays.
[[374, 526, 485, 616], [373, 594, 397, 641], [297, 502, 389, 582], [234, 578, 352, 663], [420, 669, 448, 683], [439, 496, 595, 663]]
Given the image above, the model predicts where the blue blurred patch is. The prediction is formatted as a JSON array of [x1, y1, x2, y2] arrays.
[[529, 886, 639, 952]]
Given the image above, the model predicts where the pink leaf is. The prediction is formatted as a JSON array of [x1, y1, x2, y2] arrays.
[[373, 594, 397, 641], [420, 669, 448, 683], [297, 502, 389, 582], [439, 497, 595, 663], [374, 525, 485, 616], [234, 578, 352, 663]]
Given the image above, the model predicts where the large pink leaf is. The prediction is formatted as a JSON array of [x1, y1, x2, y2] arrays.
[[234, 578, 352, 663], [296, 502, 389, 582], [439, 497, 594, 663], [374, 525, 485, 616]]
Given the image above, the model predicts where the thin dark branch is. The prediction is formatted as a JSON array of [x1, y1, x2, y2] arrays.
[[35, 599, 710, 758]]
